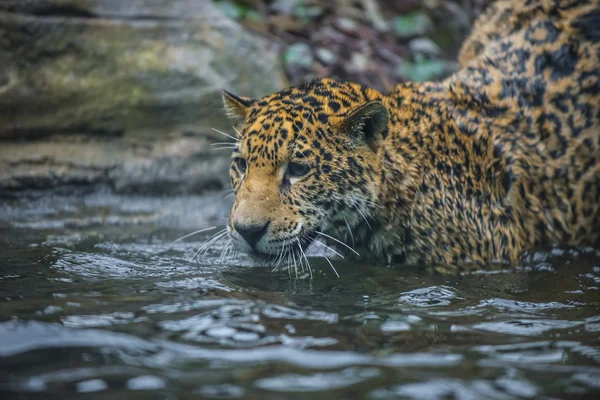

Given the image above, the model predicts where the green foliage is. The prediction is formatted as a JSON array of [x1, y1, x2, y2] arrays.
[[215, 0, 253, 21], [293, 4, 324, 22], [397, 54, 447, 82], [393, 11, 433, 38]]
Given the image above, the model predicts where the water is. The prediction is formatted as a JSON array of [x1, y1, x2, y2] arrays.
[[1, 190, 599, 399]]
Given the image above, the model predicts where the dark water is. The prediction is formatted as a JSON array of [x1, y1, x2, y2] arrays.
[[1, 191, 599, 399]]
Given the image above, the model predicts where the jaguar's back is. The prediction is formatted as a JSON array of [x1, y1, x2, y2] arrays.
[[446, 0, 600, 255]]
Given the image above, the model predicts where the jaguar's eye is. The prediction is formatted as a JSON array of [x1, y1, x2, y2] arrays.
[[234, 157, 247, 174], [287, 162, 311, 178]]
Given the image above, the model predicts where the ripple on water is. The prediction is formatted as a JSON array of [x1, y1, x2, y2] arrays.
[[472, 319, 584, 336], [61, 312, 143, 328], [571, 373, 600, 390], [158, 301, 338, 348], [125, 375, 167, 391], [475, 340, 600, 366], [255, 367, 381, 392], [53, 250, 142, 279], [50, 246, 237, 295], [51, 240, 237, 282], [0, 321, 464, 371], [396, 286, 461, 308], [379, 315, 428, 333], [199, 384, 245, 398], [430, 297, 581, 319], [370, 377, 538, 400], [142, 299, 247, 315], [478, 298, 575, 313], [585, 315, 600, 332], [159, 304, 265, 346], [0, 321, 157, 358], [76, 379, 109, 393], [155, 277, 233, 292], [261, 304, 338, 323]]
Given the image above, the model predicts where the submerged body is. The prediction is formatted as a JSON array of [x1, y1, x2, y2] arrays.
[[221, 0, 600, 267]]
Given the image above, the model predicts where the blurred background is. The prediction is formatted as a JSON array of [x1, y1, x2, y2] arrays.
[[218, 0, 488, 90], [0, 0, 489, 202]]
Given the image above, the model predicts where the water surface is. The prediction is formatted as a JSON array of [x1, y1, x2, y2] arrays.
[[1, 191, 599, 399]]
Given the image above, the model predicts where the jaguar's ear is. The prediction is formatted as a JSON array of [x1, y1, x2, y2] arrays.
[[336, 100, 389, 151], [222, 90, 256, 122]]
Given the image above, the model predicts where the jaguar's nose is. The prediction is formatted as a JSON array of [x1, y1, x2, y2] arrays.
[[234, 221, 270, 248]]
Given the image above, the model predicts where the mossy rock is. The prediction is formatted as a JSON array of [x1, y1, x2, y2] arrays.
[[0, 1, 285, 194], [0, 1, 284, 137]]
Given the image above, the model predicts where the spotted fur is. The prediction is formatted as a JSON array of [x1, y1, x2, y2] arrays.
[[222, 0, 600, 267]]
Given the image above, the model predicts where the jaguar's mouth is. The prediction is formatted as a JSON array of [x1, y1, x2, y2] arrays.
[[243, 230, 317, 261]]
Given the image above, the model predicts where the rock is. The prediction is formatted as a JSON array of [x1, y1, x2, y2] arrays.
[[0, 186, 233, 232], [0, 0, 285, 194], [0, 131, 239, 195]]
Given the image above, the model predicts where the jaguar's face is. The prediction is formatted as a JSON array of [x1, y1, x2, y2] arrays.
[[221, 78, 389, 261]]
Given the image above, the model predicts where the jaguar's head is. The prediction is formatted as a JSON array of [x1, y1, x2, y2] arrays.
[[221, 78, 390, 261]]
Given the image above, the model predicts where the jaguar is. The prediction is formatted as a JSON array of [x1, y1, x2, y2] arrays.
[[219, 0, 600, 269]]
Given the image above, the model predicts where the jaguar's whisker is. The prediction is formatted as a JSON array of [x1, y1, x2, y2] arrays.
[[314, 239, 345, 258], [210, 142, 237, 146], [315, 244, 339, 278], [211, 127, 239, 142], [198, 228, 227, 249], [190, 247, 203, 262], [220, 240, 230, 262], [196, 230, 228, 259], [314, 230, 360, 256], [219, 239, 233, 263], [352, 204, 372, 229], [199, 233, 228, 259], [297, 237, 313, 279], [291, 248, 298, 279], [232, 126, 244, 138], [170, 226, 216, 244], [272, 244, 284, 272], [285, 247, 292, 278], [342, 216, 356, 247]]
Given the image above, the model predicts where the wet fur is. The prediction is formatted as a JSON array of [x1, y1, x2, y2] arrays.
[[223, 0, 600, 267]]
